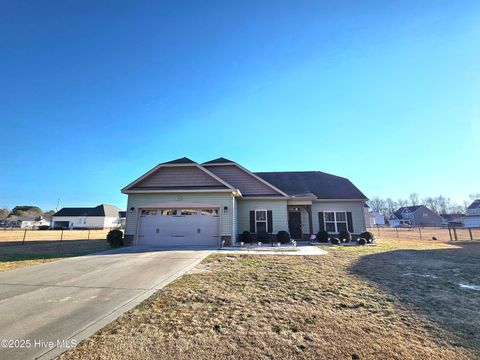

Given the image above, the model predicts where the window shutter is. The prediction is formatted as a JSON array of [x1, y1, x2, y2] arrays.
[[318, 212, 325, 231], [267, 210, 273, 233], [347, 212, 353, 232], [249, 211, 255, 233]]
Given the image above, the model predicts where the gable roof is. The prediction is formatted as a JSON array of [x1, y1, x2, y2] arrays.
[[255, 171, 368, 200], [202, 157, 235, 165], [162, 157, 197, 164], [468, 199, 480, 209], [393, 205, 425, 219], [53, 204, 121, 217]]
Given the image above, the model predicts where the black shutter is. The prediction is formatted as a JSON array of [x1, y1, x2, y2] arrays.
[[267, 210, 273, 233], [347, 212, 353, 232], [318, 212, 325, 231], [249, 211, 255, 233]]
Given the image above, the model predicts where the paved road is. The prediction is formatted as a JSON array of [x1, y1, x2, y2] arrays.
[[0, 246, 212, 360]]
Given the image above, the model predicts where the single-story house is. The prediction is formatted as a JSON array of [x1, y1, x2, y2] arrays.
[[369, 211, 385, 227], [51, 204, 122, 229], [119, 211, 126, 229], [10, 216, 50, 229], [440, 213, 464, 227], [389, 205, 443, 227], [463, 200, 480, 228], [121, 157, 368, 247]]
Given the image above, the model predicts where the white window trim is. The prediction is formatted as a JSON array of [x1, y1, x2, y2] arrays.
[[324, 211, 348, 233], [255, 209, 268, 233]]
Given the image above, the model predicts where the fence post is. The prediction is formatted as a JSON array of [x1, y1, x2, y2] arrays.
[[448, 227, 452, 241], [88, 229, 91, 240], [396, 228, 399, 238], [377, 226, 380, 237], [60, 229, 64, 241], [469, 228, 473, 241], [418, 227, 422, 239], [453, 228, 458, 241], [22, 229, 27, 245]]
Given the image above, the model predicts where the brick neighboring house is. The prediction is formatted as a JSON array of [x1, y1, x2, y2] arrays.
[[388, 205, 443, 227]]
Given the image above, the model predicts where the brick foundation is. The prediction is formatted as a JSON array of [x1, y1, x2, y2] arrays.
[[123, 234, 134, 246]]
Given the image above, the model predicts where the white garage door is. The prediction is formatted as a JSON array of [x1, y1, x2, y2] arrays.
[[137, 208, 220, 247]]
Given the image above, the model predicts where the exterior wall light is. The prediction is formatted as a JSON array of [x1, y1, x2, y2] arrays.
[[223, 206, 228, 213], [129, 207, 135, 213]]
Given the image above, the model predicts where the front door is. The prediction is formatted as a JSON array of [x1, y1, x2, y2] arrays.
[[288, 211, 302, 239]]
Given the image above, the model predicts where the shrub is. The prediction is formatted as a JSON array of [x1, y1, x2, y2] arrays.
[[357, 238, 367, 245], [240, 231, 252, 243], [38, 225, 50, 230], [330, 237, 340, 245], [256, 230, 270, 243], [106, 229, 124, 248], [276, 230, 290, 244], [359, 231, 375, 242], [338, 230, 352, 243], [316, 230, 330, 243]]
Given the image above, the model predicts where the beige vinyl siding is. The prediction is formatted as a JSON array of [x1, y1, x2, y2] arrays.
[[132, 166, 226, 189], [312, 201, 366, 234], [237, 199, 288, 234], [204, 165, 280, 196], [125, 193, 234, 236]]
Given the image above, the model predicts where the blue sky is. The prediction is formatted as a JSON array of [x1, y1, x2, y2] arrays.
[[0, 1, 479, 211]]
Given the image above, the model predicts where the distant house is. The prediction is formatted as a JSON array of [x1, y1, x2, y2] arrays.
[[389, 205, 443, 227], [51, 204, 121, 230], [463, 200, 480, 228], [119, 211, 126, 229], [369, 211, 385, 226], [440, 213, 464, 226], [10, 216, 50, 229]]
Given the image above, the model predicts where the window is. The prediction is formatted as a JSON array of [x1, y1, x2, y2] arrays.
[[201, 209, 219, 216], [160, 209, 177, 216], [324, 211, 348, 233], [141, 209, 157, 216], [255, 209, 267, 233], [180, 209, 198, 216]]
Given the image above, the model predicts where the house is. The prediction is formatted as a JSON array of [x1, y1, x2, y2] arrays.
[[462, 200, 480, 228], [10, 216, 50, 229], [369, 211, 385, 226], [440, 213, 464, 227], [121, 157, 368, 247], [51, 204, 122, 229], [389, 205, 443, 227]]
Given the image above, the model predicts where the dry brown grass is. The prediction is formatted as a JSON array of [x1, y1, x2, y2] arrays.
[[61, 238, 480, 360], [0, 240, 110, 272], [370, 226, 480, 242], [0, 229, 111, 243]]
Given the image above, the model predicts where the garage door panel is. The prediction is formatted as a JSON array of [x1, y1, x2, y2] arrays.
[[138, 209, 219, 247]]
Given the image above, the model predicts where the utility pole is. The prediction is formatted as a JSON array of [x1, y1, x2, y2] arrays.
[[55, 198, 60, 212]]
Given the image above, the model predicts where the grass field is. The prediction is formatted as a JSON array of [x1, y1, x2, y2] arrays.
[[369, 226, 480, 242], [60, 238, 480, 360], [0, 240, 110, 272], [0, 229, 111, 243]]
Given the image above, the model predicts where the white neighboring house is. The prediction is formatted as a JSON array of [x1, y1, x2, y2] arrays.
[[12, 216, 50, 229], [369, 211, 385, 226], [51, 204, 121, 230], [463, 200, 480, 228]]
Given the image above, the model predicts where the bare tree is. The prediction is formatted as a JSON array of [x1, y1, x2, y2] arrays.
[[385, 198, 397, 216], [409, 193, 419, 206], [368, 197, 386, 214], [0, 208, 10, 220], [397, 198, 408, 208], [469, 193, 480, 201]]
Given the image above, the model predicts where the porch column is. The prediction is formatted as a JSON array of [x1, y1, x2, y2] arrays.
[[305, 205, 313, 236]]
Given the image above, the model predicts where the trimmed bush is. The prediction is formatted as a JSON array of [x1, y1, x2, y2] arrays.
[[106, 229, 124, 248], [276, 231, 290, 244], [330, 237, 340, 245], [256, 230, 270, 243], [359, 231, 375, 242], [38, 225, 50, 230], [338, 230, 352, 243], [357, 238, 367, 245], [240, 231, 252, 243], [316, 230, 330, 243]]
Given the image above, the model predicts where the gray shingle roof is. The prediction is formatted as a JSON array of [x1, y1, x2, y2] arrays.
[[53, 204, 121, 217], [468, 200, 480, 209], [202, 157, 235, 164], [254, 171, 368, 200], [162, 157, 196, 164], [393, 205, 423, 219]]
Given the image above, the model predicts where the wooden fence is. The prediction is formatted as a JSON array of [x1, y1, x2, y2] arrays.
[[368, 226, 480, 242], [0, 228, 114, 244]]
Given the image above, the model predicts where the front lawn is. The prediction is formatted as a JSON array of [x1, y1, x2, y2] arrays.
[[0, 240, 110, 272], [61, 239, 479, 359]]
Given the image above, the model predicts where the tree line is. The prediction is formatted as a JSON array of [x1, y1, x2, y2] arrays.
[[368, 193, 480, 217], [0, 206, 56, 220]]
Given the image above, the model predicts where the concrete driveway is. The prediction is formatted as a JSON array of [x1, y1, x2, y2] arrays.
[[0, 246, 212, 360]]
